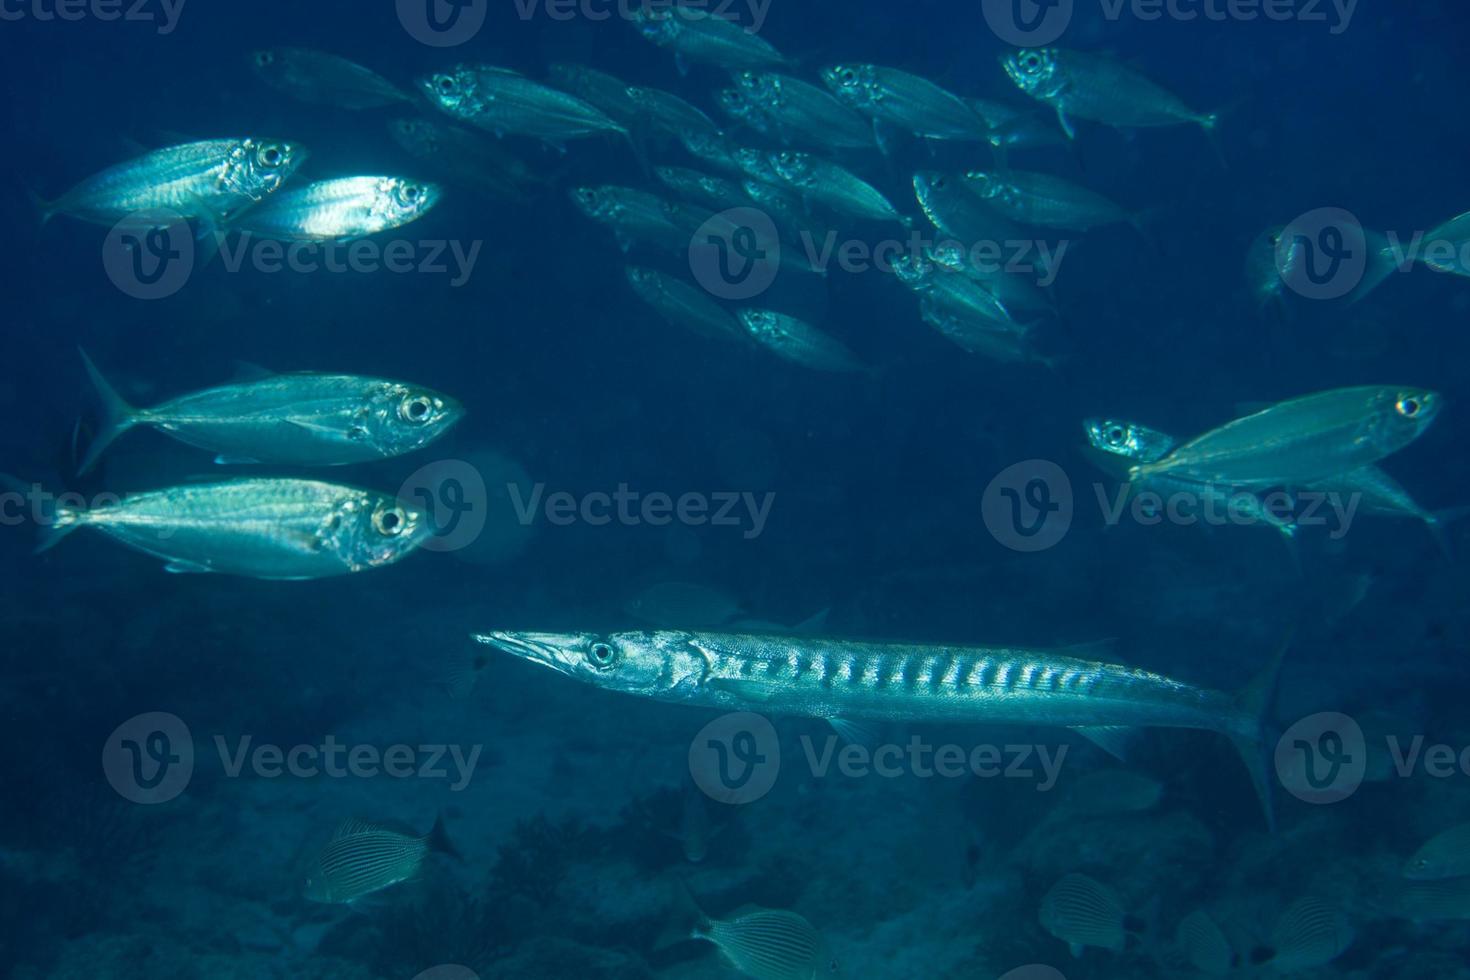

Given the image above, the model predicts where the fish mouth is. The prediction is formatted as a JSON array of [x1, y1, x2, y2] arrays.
[[473, 631, 587, 672]]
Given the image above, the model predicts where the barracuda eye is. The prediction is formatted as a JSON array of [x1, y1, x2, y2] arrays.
[[256, 143, 287, 169], [373, 505, 409, 537], [586, 642, 617, 669], [399, 394, 435, 424], [1396, 395, 1425, 418]]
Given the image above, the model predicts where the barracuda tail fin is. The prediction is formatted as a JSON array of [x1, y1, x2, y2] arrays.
[[1229, 631, 1292, 834], [76, 349, 141, 476]]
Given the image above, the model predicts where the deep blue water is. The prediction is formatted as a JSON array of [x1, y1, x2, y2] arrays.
[[2, 2, 1469, 978]]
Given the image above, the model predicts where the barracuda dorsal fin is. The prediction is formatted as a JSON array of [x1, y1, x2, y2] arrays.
[[1069, 726, 1135, 761], [706, 678, 775, 702]]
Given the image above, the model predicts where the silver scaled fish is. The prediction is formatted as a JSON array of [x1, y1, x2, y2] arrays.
[[821, 64, 990, 141], [36, 477, 430, 579], [630, 5, 787, 73], [230, 176, 440, 242], [36, 138, 307, 226], [1002, 47, 1218, 141], [77, 351, 462, 473], [250, 48, 411, 110], [420, 64, 629, 146], [736, 309, 871, 374]]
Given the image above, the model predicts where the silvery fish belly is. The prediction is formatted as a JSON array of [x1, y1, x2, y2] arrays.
[[1003, 47, 1216, 137], [1134, 386, 1440, 486], [250, 48, 411, 109], [821, 64, 989, 140], [420, 65, 627, 142], [963, 169, 1133, 231], [734, 71, 874, 149], [233, 176, 440, 242], [736, 309, 868, 373], [40, 138, 307, 225], [475, 631, 1255, 737], [55, 479, 429, 579], [147, 376, 462, 465], [631, 6, 787, 71]]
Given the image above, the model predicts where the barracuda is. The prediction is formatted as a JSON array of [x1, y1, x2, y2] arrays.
[[475, 630, 1284, 826]]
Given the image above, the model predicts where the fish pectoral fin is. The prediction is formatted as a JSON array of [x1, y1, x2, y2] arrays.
[[1055, 107, 1076, 140], [213, 454, 262, 465], [827, 717, 880, 749], [163, 559, 214, 575], [1069, 726, 1137, 762], [706, 677, 775, 702]]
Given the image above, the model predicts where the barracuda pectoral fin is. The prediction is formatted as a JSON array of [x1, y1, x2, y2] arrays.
[[827, 718, 880, 749], [706, 678, 774, 702], [1069, 726, 1136, 762]]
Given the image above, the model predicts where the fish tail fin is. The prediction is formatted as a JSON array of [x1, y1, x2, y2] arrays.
[[27, 186, 57, 227], [0, 473, 87, 554], [76, 348, 140, 475], [1346, 235, 1402, 306], [655, 876, 711, 951], [1426, 506, 1470, 559], [1230, 630, 1293, 834], [425, 812, 461, 861], [1201, 115, 1228, 169]]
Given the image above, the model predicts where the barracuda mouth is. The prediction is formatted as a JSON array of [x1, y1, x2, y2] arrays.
[[472, 631, 586, 673]]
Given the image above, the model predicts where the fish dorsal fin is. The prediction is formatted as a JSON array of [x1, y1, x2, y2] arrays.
[[231, 360, 276, 382], [332, 817, 382, 839]]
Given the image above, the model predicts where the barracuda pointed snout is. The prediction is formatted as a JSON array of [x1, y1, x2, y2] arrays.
[[473, 631, 588, 672]]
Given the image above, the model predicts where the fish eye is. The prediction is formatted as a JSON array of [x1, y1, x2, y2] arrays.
[[586, 642, 617, 669], [257, 143, 286, 168], [1106, 426, 1127, 445], [372, 505, 409, 537], [399, 394, 436, 424], [254, 51, 274, 68], [395, 182, 426, 207], [436, 75, 458, 95], [840, 68, 857, 84], [1396, 395, 1424, 418], [1020, 52, 1044, 73], [932, 175, 948, 189]]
